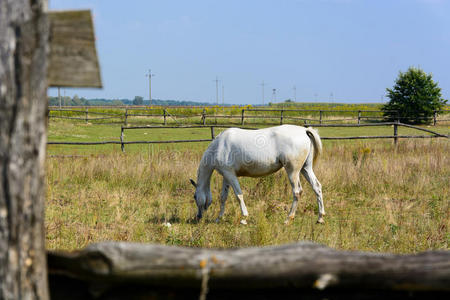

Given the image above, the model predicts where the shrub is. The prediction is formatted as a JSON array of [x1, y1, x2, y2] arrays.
[[382, 67, 447, 124]]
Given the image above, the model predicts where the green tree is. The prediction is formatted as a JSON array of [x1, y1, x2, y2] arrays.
[[72, 94, 83, 106], [133, 96, 144, 105], [382, 67, 447, 124], [112, 99, 124, 106]]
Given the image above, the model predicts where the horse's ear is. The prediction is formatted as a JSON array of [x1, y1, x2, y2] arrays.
[[190, 179, 197, 188]]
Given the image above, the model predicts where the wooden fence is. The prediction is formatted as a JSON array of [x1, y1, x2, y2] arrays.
[[48, 107, 450, 126], [47, 241, 450, 299], [46, 122, 449, 151]]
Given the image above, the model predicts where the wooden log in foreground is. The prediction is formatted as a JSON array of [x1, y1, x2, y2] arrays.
[[47, 242, 450, 299]]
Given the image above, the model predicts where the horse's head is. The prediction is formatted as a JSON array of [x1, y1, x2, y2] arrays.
[[190, 179, 212, 219]]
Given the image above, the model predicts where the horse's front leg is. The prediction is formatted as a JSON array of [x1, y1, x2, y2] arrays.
[[221, 170, 248, 224], [216, 178, 230, 223]]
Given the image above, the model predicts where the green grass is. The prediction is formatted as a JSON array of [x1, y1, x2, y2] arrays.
[[47, 118, 449, 155], [45, 117, 449, 253], [48, 104, 450, 127]]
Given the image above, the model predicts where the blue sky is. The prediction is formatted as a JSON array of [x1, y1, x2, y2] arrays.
[[48, 0, 450, 104]]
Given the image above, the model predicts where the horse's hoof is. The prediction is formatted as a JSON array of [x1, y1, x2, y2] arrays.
[[240, 219, 247, 225], [317, 218, 325, 224], [284, 217, 294, 225]]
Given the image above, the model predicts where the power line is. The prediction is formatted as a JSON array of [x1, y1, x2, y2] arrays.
[[146, 69, 155, 106], [213, 76, 220, 105], [261, 81, 267, 106]]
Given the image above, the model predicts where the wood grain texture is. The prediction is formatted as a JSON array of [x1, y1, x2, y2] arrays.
[[47, 242, 450, 299], [0, 0, 49, 298], [47, 10, 102, 88]]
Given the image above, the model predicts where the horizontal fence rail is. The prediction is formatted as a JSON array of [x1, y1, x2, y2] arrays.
[[45, 122, 449, 151], [48, 107, 450, 126], [47, 241, 450, 299]]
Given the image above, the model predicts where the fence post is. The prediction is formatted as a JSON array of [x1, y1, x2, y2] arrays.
[[124, 108, 128, 125], [202, 108, 206, 125], [241, 109, 245, 125], [280, 110, 284, 125], [120, 127, 125, 152], [210, 126, 215, 140], [85, 107, 89, 123], [394, 121, 398, 145], [319, 110, 323, 124], [357, 110, 361, 125], [163, 109, 167, 125], [433, 110, 437, 126]]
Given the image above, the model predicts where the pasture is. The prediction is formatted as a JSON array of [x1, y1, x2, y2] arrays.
[[45, 117, 449, 253]]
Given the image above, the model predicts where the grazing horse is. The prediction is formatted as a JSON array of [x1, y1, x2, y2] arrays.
[[189, 124, 325, 224]]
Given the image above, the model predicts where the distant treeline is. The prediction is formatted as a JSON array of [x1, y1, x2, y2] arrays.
[[48, 95, 213, 107], [48, 95, 391, 108]]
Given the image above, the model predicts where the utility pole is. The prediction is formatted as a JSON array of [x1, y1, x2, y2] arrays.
[[261, 81, 267, 106], [213, 76, 219, 105], [293, 85, 296, 102], [64, 89, 66, 106], [222, 84, 225, 105], [58, 87, 61, 109], [272, 88, 277, 102], [146, 69, 155, 106]]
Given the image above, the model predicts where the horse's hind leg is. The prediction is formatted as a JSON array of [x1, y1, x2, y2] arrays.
[[301, 163, 325, 224], [284, 163, 303, 224], [221, 170, 248, 224], [216, 178, 230, 222]]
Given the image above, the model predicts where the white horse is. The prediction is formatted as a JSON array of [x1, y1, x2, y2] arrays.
[[190, 124, 325, 224]]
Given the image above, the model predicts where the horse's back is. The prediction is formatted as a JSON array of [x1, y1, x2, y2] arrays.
[[210, 125, 312, 173]]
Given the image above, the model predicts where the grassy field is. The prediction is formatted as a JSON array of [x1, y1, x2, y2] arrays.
[[48, 104, 450, 126], [45, 118, 449, 253]]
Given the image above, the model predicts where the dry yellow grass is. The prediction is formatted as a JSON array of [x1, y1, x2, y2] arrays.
[[45, 139, 449, 253]]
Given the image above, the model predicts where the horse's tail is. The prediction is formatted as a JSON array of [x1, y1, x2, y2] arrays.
[[305, 127, 322, 165]]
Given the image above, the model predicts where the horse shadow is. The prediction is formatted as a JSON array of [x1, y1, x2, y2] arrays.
[[146, 215, 182, 224], [146, 215, 219, 225]]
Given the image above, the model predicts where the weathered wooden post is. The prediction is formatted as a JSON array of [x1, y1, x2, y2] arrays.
[[210, 126, 215, 139], [357, 110, 361, 125], [319, 110, 323, 124], [85, 107, 89, 123], [433, 110, 437, 126], [394, 121, 399, 145], [163, 108, 167, 125], [280, 109, 284, 125], [124, 108, 128, 125], [120, 127, 125, 152], [202, 108, 206, 125], [0, 2, 50, 298], [241, 109, 245, 125], [0, 4, 101, 299]]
